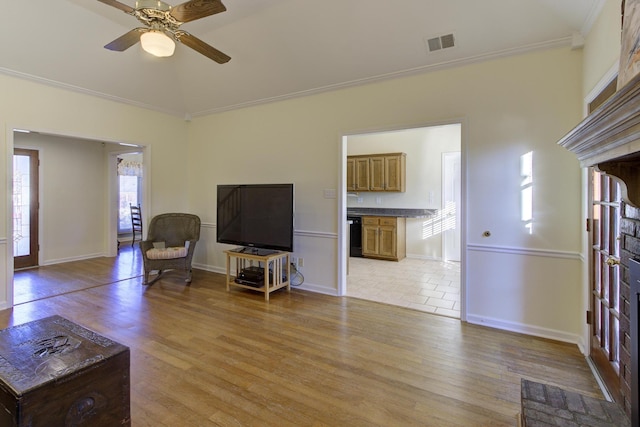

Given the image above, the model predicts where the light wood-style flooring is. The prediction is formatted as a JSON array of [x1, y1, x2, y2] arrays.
[[3, 251, 602, 426]]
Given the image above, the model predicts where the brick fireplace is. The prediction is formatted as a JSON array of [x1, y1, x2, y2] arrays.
[[559, 71, 640, 426]]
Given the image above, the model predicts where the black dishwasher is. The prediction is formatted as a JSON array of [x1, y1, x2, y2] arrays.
[[347, 216, 363, 257]]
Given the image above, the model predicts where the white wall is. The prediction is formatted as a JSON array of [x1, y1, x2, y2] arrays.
[[188, 46, 585, 344], [14, 133, 107, 263]]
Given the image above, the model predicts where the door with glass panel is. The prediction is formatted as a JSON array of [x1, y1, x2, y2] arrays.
[[13, 149, 39, 269], [589, 169, 621, 402]]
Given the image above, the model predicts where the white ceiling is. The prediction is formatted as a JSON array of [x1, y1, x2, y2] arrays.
[[0, 0, 604, 117]]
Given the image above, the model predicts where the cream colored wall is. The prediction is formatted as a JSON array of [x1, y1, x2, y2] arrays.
[[188, 46, 585, 343], [583, 0, 622, 96], [14, 133, 107, 264], [0, 74, 188, 309]]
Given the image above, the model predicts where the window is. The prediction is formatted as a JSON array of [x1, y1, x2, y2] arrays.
[[117, 155, 143, 234]]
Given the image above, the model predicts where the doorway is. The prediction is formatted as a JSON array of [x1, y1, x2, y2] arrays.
[[13, 148, 39, 270], [10, 130, 147, 305], [588, 169, 622, 403], [117, 152, 144, 247], [343, 123, 463, 318]]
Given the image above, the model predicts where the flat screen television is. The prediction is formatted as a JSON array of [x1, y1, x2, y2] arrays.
[[216, 184, 294, 253]]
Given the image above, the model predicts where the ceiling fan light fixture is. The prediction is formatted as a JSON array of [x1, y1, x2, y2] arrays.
[[140, 31, 175, 57]]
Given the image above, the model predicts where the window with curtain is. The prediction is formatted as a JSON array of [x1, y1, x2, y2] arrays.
[[118, 156, 143, 233]]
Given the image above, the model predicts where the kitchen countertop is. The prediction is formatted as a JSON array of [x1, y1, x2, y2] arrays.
[[347, 208, 437, 218]]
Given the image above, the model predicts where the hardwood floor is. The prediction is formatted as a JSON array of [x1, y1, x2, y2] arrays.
[[2, 252, 602, 426]]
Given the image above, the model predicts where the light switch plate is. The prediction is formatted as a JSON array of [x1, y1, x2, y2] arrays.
[[323, 189, 336, 199]]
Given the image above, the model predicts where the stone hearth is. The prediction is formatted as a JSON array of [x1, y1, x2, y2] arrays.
[[520, 379, 629, 427]]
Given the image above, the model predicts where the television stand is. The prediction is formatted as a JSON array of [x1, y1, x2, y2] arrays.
[[225, 249, 291, 301]]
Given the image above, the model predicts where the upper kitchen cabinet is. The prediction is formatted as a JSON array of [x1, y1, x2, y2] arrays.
[[347, 156, 371, 191], [347, 153, 406, 192]]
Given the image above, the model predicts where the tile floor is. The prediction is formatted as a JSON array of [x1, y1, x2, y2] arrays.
[[346, 256, 460, 318]]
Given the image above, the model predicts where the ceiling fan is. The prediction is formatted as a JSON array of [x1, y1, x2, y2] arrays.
[[98, 0, 230, 63]]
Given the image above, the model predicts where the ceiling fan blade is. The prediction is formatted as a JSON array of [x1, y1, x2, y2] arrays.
[[97, 0, 135, 14], [105, 28, 148, 51], [176, 31, 230, 63], [170, 0, 226, 23]]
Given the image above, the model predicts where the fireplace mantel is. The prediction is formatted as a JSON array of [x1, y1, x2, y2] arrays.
[[559, 71, 640, 206]]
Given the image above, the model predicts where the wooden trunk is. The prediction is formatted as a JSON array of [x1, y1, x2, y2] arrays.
[[0, 315, 130, 427]]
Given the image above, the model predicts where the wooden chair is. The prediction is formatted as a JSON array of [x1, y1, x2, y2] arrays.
[[139, 213, 201, 285], [130, 204, 143, 247]]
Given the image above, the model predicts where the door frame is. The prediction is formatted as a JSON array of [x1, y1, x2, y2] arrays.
[[442, 151, 461, 262], [338, 119, 467, 321]]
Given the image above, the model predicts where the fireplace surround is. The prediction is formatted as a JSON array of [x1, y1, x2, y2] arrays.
[[559, 70, 640, 425]]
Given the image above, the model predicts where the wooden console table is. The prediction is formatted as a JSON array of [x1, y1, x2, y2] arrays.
[[225, 249, 291, 301]]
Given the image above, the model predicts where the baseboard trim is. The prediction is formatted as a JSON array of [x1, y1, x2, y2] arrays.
[[40, 253, 104, 266], [466, 314, 581, 345], [192, 263, 226, 276], [292, 283, 338, 296]]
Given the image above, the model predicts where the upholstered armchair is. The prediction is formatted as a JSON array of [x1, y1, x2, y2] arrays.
[[139, 213, 201, 285]]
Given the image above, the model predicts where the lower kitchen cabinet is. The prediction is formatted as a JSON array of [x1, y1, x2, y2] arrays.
[[362, 216, 406, 261]]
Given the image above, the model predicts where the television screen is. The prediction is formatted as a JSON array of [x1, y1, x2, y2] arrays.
[[216, 184, 294, 253]]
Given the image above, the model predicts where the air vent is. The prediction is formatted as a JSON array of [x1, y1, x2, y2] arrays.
[[425, 33, 456, 53]]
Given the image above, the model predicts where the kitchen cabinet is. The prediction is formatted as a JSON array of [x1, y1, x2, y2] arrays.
[[346, 153, 405, 192], [347, 157, 371, 191], [362, 216, 406, 261]]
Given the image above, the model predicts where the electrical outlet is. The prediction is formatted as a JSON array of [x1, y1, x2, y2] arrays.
[[291, 256, 297, 267], [298, 258, 304, 267]]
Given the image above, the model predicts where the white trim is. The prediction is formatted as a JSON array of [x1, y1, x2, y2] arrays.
[[586, 356, 614, 402], [466, 314, 581, 345], [5, 126, 14, 309], [0, 36, 575, 118], [581, 0, 608, 36], [191, 262, 226, 276], [294, 230, 337, 239], [583, 61, 619, 116], [467, 243, 582, 260], [293, 282, 338, 296], [0, 237, 7, 310], [0, 67, 184, 118], [40, 253, 105, 266], [193, 38, 572, 117], [202, 222, 338, 240]]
